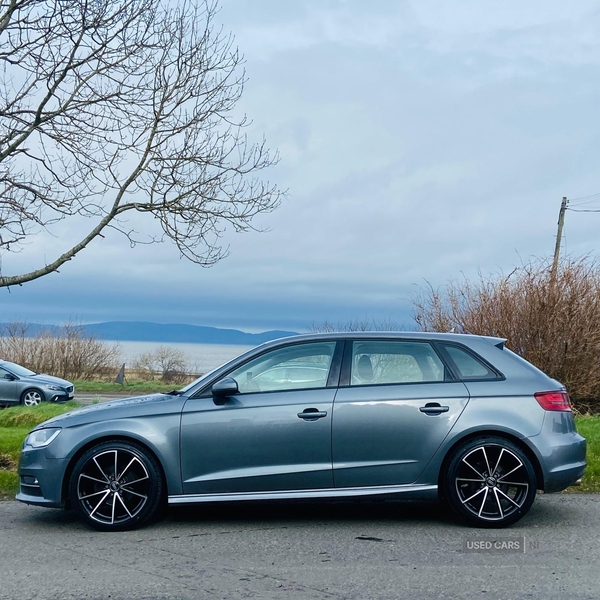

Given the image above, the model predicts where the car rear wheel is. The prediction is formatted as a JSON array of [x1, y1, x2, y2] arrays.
[[69, 440, 164, 531], [445, 437, 537, 528], [21, 389, 43, 406]]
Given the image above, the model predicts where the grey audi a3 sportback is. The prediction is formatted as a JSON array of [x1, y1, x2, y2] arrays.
[[17, 332, 586, 531]]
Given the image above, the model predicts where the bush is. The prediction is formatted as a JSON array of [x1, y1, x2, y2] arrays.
[[133, 346, 189, 383], [0, 322, 121, 380], [413, 256, 600, 413]]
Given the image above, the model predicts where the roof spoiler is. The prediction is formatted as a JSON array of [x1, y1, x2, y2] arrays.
[[483, 336, 506, 350]]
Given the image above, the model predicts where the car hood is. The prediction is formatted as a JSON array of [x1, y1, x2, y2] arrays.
[[36, 393, 184, 429], [28, 374, 73, 387]]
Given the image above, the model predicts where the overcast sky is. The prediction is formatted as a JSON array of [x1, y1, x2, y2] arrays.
[[1, 0, 600, 333]]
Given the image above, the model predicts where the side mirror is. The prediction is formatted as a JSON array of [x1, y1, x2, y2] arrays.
[[3, 374, 16, 381], [211, 378, 239, 405]]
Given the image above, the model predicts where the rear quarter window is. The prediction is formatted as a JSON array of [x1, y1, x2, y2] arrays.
[[441, 344, 501, 380]]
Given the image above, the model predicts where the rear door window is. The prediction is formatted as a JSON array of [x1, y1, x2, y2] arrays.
[[350, 341, 446, 385]]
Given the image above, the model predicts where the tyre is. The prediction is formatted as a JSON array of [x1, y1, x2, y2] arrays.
[[21, 389, 44, 406], [69, 440, 165, 531], [444, 436, 537, 528]]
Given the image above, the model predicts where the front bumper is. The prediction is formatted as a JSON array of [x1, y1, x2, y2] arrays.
[[46, 389, 74, 403], [16, 446, 69, 508]]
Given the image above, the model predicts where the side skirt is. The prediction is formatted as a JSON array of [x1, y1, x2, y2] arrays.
[[168, 484, 438, 505]]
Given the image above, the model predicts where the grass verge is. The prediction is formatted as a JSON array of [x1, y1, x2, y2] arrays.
[[1, 409, 599, 500], [0, 402, 80, 429], [0, 403, 79, 499], [0, 427, 29, 499], [570, 416, 600, 493], [73, 380, 190, 394]]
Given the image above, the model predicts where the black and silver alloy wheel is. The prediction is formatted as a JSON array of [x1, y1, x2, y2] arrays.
[[445, 437, 537, 528], [69, 441, 164, 531]]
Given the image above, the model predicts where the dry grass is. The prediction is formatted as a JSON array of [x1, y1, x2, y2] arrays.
[[0, 322, 121, 380]]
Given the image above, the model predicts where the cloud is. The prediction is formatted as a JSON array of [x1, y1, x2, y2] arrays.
[[2, 0, 599, 332]]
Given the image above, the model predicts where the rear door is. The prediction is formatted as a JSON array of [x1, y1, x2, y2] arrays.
[[332, 339, 470, 487]]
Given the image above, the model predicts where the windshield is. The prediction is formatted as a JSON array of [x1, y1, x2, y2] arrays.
[[2, 362, 36, 377]]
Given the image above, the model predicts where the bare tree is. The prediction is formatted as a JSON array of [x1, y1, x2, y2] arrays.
[[309, 317, 403, 333], [0, 0, 282, 286], [133, 345, 189, 383]]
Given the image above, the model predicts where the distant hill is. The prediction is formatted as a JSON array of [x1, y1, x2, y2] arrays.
[[0, 321, 299, 345]]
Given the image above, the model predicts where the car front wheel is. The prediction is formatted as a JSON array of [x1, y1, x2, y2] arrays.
[[21, 389, 44, 406], [69, 440, 164, 531], [445, 437, 537, 528]]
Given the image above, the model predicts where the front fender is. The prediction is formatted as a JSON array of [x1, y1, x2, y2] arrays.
[[47, 415, 182, 496]]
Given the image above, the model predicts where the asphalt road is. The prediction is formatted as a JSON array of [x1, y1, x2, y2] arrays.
[[1, 495, 600, 600], [74, 393, 140, 404]]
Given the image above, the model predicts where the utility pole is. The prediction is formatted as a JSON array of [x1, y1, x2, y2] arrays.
[[551, 196, 568, 279]]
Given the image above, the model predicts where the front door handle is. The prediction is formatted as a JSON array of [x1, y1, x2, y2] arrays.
[[297, 408, 328, 420], [419, 403, 449, 415]]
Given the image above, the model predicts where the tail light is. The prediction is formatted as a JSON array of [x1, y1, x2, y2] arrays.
[[534, 391, 572, 412]]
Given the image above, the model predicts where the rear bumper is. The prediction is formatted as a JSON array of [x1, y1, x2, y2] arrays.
[[527, 412, 587, 493], [543, 454, 587, 493]]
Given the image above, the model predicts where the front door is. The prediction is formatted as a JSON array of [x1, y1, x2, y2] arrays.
[[0, 367, 17, 404], [181, 341, 341, 495]]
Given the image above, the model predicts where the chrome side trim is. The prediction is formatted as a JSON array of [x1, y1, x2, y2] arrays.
[[185, 462, 332, 484], [168, 484, 438, 505]]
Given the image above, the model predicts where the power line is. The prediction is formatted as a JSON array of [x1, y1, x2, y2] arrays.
[[569, 199, 600, 207], [569, 191, 600, 202], [552, 193, 600, 270], [552, 194, 599, 274], [568, 192, 600, 206]]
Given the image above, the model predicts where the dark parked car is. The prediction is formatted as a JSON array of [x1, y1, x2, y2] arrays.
[[0, 360, 74, 406], [17, 333, 586, 531]]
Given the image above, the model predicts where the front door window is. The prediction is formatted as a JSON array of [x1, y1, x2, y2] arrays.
[[228, 342, 337, 393]]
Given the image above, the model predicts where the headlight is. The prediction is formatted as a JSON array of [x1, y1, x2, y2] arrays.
[[46, 385, 63, 391], [24, 428, 61, 448]]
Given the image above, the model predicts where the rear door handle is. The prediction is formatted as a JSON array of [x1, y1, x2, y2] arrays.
[[297, 408, 328, 420], [419, 403, 449, 415]]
